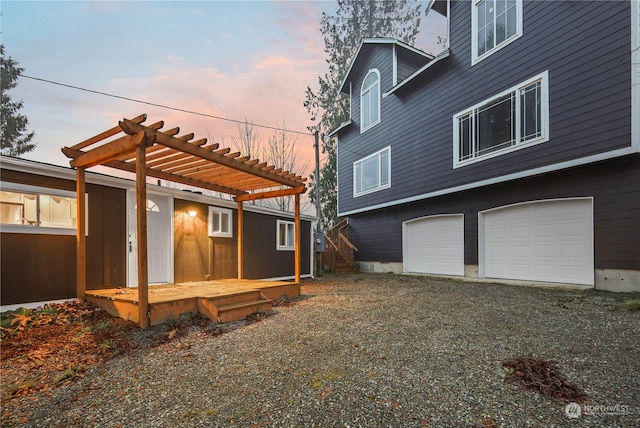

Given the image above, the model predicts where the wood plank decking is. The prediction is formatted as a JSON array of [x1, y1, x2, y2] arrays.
[[85, 280, 300, 327]]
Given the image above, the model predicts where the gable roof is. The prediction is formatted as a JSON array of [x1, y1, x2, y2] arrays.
[[338, 38, 434, 94]]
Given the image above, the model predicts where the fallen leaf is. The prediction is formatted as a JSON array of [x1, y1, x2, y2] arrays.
[[167, 329, 178, 340]]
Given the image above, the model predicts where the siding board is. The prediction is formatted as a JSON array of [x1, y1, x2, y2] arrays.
[[350, 156, 639, 270], [338, 1, 633, 216]]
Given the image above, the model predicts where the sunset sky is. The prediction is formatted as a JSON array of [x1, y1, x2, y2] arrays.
[[2, 1, 446, 184]]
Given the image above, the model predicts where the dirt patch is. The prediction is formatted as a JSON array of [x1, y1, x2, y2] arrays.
[[0, 295, 302, 410]]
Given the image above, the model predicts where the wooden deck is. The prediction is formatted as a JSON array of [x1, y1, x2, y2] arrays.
[[85, 279, 300, 326]]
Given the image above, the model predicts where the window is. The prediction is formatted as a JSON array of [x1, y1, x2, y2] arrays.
[[361, 69, 381, 132], [472, 0, 522, 64], [453, 71, 548, 167], [276, 220, 295, 251], [0, 182, 85, 235], [208, 207, 232, 238], [353, 146, 391, 197]]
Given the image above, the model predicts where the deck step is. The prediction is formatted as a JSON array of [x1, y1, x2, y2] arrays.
[[197, 292, 272, 323]]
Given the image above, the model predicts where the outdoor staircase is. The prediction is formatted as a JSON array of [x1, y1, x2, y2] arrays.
[[198, 290, 273, 323], [324, 219, 358, 274], [334, 252, 357, 274]]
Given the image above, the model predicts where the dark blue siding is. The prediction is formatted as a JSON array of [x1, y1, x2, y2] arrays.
[[337, 0, 633, 215], [396, 47, 432, 82], [349, 156, 640, 271]]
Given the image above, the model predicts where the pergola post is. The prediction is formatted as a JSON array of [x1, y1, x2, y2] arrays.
[[76, 166, 86, 300], [136, 142, 150, 328], [294, 193, 301, 283], [237, 200, 243, 280]]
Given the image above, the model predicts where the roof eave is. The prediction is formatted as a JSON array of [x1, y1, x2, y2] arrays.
[[338, 38, 435, 95], [383, 49, 450, 97], [326, 120, 352, 138]]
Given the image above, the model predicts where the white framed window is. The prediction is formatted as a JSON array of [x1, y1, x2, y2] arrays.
[[0, 182, 87, 235], [276, 220, 295, 251], [453, 71, 549, 167], [208, 206, 232, 238], [471, 0, 523, 65], [361, 69, 381, 132], [353, 146, 391, 197]]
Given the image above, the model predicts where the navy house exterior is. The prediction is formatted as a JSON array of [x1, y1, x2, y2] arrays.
[[332, 0, 640, 292]]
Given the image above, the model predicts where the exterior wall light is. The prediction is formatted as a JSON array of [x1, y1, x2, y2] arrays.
[[188, 210, 197, 218]]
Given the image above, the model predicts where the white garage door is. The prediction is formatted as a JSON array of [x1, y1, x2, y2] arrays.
[[403, 214, 464, 276], [480, 198, 593, 285]]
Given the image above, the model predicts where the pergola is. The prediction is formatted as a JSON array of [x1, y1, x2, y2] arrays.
[[62, 114, 307, 327]]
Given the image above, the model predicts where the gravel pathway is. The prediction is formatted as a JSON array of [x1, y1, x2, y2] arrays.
[[8, 274, 640, 427]]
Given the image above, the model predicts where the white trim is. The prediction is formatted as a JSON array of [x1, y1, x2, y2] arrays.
[[632, 0, 640, 151], [471, 0, 523, 66], [258, 274, 313, 282], [453, 71, 549, 168], [338, 146, 638, 217], [360, 69, 381, 133], [353, 146, 391, 197], [0, 181, 88, 236], [208, 206, 233, 238], [276, 219, 295, 251], [392, 45, 398, 86], [337, 134, 341, 216], [349, 82, 353, 122]]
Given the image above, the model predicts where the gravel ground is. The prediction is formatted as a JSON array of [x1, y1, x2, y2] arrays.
[[6, 274, 640, 427]]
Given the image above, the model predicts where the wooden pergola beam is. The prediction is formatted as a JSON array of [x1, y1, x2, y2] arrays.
[[67, 132, 148, 168], [295, 193, 301, 283], [136, 143, 149, 329], [76, 167, 86, 300], [235, 186, 306, 202], [62, 146, 247, 195], [120, 119, 305, 188]]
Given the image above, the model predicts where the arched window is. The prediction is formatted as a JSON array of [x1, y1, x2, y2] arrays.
[[361, 69, 380, 132]]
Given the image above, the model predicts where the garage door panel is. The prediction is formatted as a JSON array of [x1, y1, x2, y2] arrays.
[[481, 198, 593, 285], [403, 214, 464, 276]]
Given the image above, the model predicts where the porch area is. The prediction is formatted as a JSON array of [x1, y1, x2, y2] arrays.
[[85, 280, 300, 327]]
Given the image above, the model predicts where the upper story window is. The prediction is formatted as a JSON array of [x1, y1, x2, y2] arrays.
[[276, 219, 295, 251], [353, 146, 391, 197], [472, 0, 523, 65], [208, 206, 232, 238], [453, 71, 549, 167], [0, 182, 85, 235], [361, 69, 381, 132]]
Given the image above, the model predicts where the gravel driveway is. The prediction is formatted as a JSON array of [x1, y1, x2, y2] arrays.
[[10, 274, 640, 427]]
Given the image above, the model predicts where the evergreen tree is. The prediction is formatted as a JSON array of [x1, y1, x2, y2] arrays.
[[305, 0, 422, 230], [1, 45, 35, 157]]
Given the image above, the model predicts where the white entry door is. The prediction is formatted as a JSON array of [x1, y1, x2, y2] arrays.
[[403, 214, 465, 276], [479, 198, 593, 285], [128, 192, 172, 286]]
